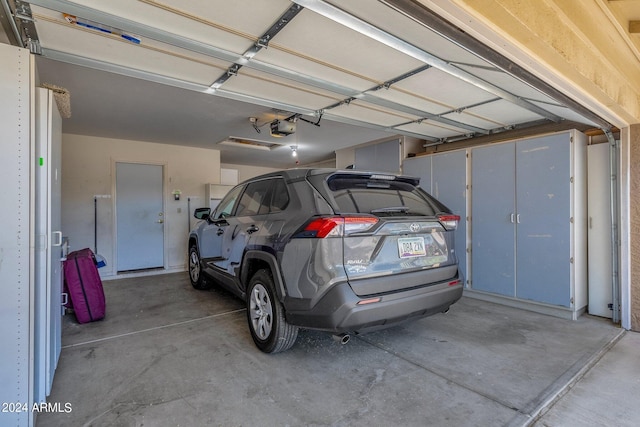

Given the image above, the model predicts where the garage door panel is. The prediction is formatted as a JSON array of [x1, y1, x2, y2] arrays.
[[223, 71, 340, 111], [467, 99, 544, 125], [330, 100, 419, 127], [54, 0, 290, 55], [442, 110, 503, 129], [396, 121, 467, 139], [396, 68, 497, 109], [325, 0, 490, 68], [32, 11, 233, 85], [272, 9, 426, 82], [457, 64, 559, 105], [365, 88, 451, 115], [254, 48, 374, 93], [530, 101, 600, 127]]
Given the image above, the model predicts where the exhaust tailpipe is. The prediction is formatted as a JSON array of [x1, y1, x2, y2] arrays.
[[332, 333, 351, 345]]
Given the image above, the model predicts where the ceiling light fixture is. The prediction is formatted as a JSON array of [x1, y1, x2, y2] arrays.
[[218, 136, 285, 151]]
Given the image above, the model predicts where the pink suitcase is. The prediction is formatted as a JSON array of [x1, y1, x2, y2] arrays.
[[63, 248, 106, 323]]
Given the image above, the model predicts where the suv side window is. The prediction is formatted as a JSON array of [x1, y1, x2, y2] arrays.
[[214, 185, 243, 219], [235, 179, 272, 217], [268, 178, 289, 213]]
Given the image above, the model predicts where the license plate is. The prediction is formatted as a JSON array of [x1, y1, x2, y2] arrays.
[[398, 236, 426, 258]]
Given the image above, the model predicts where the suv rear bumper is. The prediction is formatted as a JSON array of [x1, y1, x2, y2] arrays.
[[284, 272, 463, 333]]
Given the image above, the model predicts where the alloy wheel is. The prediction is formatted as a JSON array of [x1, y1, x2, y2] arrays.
[[249, 283, 273, 340]]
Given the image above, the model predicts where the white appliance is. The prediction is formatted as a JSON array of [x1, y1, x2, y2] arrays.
[[205, 184, 234, 210]]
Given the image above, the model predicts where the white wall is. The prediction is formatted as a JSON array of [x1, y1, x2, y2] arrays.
[[220, 163, 280, 183], [219, 159, 336, 186], [62, 134, 221, 277], [336, 147, 356, 169]]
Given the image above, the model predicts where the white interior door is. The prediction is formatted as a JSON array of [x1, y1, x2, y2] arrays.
[[587, 144, 613, 318], [116, 163, 164, 271]]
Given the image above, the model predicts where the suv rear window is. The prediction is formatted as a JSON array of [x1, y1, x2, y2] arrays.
[[327, 174, 441, 216]]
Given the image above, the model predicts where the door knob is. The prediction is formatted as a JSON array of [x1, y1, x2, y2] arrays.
[[157, 219, 164, 223]]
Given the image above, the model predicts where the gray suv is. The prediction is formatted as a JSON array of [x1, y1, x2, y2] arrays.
[[189, 169, 462, 353]]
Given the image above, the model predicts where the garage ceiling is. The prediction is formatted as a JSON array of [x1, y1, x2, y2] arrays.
[[3, 0, 614, 168]]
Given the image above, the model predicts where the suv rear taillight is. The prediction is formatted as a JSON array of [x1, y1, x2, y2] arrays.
[[300, 216, 379, 238], [437, 214, 460, 231]]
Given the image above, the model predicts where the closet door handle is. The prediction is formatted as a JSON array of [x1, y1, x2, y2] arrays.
[[510, 213, 515, 223], [516, 214, 521, 224], [52, 231, 63, 246]]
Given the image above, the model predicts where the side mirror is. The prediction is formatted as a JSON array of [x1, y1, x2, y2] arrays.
[[193, 207, 211, 220]]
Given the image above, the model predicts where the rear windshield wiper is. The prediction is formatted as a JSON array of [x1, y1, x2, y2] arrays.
[[370, 206, 410, 214]]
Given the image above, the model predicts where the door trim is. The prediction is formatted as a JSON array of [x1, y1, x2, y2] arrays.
[[111, 159, 168, 273]]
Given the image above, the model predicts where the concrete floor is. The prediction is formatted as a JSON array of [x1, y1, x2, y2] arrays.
[[37, 272, 626, 427]]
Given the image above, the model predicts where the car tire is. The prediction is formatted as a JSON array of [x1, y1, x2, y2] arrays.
[[189, 244, 213, 290], [247, 269, 298, 353]]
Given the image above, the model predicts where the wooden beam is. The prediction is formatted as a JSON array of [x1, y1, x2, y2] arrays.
[[630, 21, 640, 34]]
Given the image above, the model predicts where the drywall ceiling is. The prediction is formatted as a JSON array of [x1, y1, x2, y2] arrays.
[[5, 0, 613, 168]]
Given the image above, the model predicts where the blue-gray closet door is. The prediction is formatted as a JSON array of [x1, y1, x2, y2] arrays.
[[515, 134, 571, 306], [431, 151, 467, 282], [403, 156, 432, 194], [116, 163, 164, 271], [471, 143, 516, 296]]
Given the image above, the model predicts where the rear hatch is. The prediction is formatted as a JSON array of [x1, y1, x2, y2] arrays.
[[306, 172, 460, 296]]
